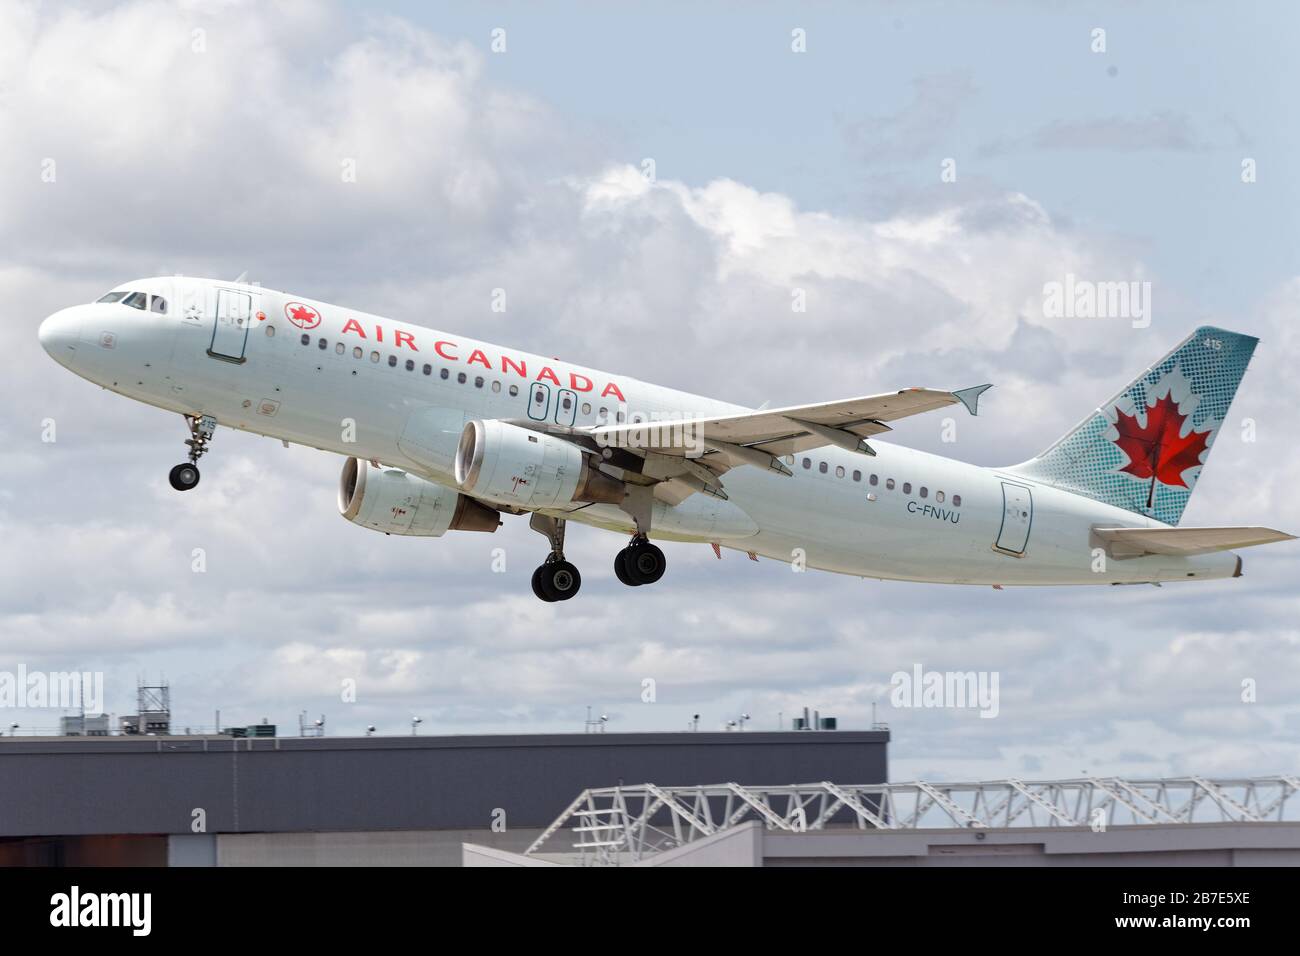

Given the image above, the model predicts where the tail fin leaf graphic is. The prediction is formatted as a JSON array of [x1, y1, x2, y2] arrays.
[[1008, 326, 1257, 525]]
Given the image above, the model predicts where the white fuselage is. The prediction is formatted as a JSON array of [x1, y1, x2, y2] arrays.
[[39, 277, 1240, 586]]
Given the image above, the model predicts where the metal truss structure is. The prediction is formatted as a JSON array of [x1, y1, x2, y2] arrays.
[[525, 776, 1300, 865]]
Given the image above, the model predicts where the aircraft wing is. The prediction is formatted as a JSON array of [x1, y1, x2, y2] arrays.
[[1093, 526, 1296, 558], [588, 385, 992, 461]]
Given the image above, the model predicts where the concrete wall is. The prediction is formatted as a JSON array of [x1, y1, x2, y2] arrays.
[[466, 821, 1300, 867], [763, 822, 1300, 866], [215, 828, 545, 867]]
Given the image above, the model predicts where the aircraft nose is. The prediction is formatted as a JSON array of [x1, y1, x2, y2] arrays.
[[38, 308, 83, 363]]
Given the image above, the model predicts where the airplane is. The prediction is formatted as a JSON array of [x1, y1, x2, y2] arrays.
[[38, 276, 1293, 601]]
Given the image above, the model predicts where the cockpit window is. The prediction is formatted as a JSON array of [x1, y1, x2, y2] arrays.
[[122, 292, 148, 310], [97, 291, 129, 304], [149, 296, 167, 314]]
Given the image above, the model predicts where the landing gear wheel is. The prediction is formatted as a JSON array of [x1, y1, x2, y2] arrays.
[[628, 541, 666, 584], [168, 463, 201, 491], [618, 538, 666, 586], [528, 514, 581, 602], [531, 566, 556, 602], [539, 560, 581, 601], [614, 548, 640, 587]]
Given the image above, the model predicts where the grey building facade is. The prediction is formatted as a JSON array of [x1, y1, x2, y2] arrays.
[[0, 730, 888, 866]]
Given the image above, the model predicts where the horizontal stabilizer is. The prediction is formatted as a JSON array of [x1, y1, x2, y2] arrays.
[[1093, 525, 1295, 558]]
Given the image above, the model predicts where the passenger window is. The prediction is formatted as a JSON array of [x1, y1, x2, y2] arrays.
[[370, 351, 380, 362], [318, 338, 327, 350], [953, 495, 962, 507], [353, 346, 363, 359], [869, 474, 878, 486], [819, 462, 828, 474], [580, 400, 589, 412], [835, 465, 845, 478], [301, 334, 310, 346], [335, 342, 344, 354], [475, 376, 484, 388], [852, 470, 861, 482], [388, 355, 397, 367], [441, 368, 449, 380], [265, 325, 275, 337], [903, 482, 912, 494], [456, 372, 465, 384], [495, 382, 503, 393], [936, 491, 945, 503], [802, 458, 811, 470], [405, 359, 415, 371], [509, 384, 519, 396], [784, 455, 795, 465], [423, 364, 432, 375], [561, 395, 572, 409], [886, 478, 895, 490], [919, 487, 928, 498]]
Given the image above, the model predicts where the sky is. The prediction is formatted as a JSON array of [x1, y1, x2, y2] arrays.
[[1, 0, 1297, 781]]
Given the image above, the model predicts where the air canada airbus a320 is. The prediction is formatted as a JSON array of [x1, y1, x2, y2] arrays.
[[39, 277, 1293, 601]]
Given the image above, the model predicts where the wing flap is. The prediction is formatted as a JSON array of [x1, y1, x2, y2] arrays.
[[1094, 526, 1296, 558]]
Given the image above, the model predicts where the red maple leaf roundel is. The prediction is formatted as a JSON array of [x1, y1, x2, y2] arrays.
[[284, 301, 320, 330], [1112, 393, 1211, 489]]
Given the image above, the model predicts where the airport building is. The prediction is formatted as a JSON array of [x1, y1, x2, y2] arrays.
[[0, 729, 888, 866], [3, 728, 1294, 867]]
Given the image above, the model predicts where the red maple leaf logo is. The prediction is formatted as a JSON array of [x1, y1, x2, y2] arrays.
[[284, 301, 320, 329], [1112, 393, 1211, 489]]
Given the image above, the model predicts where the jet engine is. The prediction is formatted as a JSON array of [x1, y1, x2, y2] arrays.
[[454, 419, 624, 510], [339, 457, 500, 536]]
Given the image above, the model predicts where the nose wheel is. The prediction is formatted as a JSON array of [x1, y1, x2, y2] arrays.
[[168, 463, 201, 491], [615, 536, 666, 586], [529, 513, 581, 602], [169, 414, 217, 492]]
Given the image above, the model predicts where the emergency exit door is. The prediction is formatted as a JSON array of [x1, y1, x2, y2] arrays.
[[995, 481, 1033, 555]]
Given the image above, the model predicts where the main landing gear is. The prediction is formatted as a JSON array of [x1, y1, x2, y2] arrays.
[[614, 535, 666, 587], [527, 517, 669, 601], [168, 414, 216, 492], [529, 514, 582, 602]]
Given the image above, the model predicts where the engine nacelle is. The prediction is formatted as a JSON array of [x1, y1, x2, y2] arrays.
[[339, 458, 500, 536], [454, 419, 624, 510]]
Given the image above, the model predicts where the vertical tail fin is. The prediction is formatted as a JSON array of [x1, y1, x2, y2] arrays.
[[1007, 326, 1257, 525]]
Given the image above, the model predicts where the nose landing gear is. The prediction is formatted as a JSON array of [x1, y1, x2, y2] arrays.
[[529, 513, 581, 602], [169, 414, 217, 492]]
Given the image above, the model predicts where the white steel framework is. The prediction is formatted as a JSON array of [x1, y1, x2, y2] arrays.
[[525, 775, 1300, 865]]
